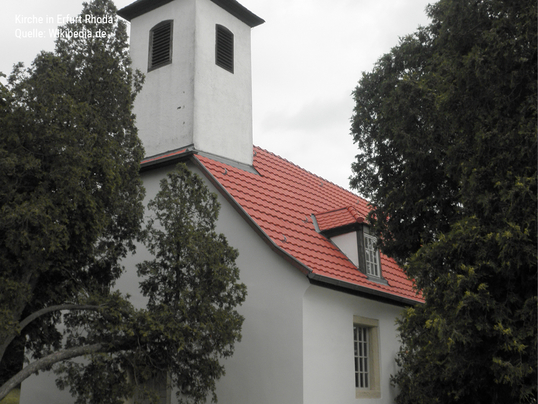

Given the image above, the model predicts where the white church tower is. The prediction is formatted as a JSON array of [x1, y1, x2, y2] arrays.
[[118, 0, 264, 166]]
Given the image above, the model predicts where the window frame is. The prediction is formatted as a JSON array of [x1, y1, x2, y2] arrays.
[[148, 20, 173, 72], [356, 226, 387, 283], [353, 316, 381, 399], [363, 233, 381, 277], [354, 325, 370, 389]]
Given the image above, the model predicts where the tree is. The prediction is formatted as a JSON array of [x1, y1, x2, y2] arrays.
[[0, 1, 245, 403], [135, 164, 246, 404], [1, 0, 145, 395], [350, 0, 536, 402], [54, 164, 246, 404]]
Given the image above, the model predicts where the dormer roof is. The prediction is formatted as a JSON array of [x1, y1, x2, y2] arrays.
[[141, 146, 423, 306], [314, 206, 366, 237]]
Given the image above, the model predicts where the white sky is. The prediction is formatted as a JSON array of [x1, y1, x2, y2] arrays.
[[1, 0, 432, 191]]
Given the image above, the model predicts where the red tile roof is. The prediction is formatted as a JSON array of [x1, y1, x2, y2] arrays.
[[193, 146, 422, 305], [315, 206, 366, 233], [141, 148, 189, 165]]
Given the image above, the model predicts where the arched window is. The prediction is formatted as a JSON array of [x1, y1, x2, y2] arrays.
[[149, 20, 173, 71], [215, 25, 234, 73]]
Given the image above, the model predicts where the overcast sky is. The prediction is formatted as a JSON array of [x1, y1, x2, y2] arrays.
[[1, 0, 432, 191]]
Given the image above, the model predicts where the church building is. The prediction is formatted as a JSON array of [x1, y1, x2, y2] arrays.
[[20, 0, 422, 403]]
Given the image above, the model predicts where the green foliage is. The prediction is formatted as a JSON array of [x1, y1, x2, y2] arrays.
[[0, 0, 145, 366], [56, 165, 246, 404], [1, 1, 245, 403], [350, 0, 536, 402], [138, 164, 246, 404]]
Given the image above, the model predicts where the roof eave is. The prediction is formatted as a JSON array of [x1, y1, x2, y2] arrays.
[[308, 273, 422, 307], [209, 0, 265, 27], [319, 222, 363, 238], [140, 147, 194, 172], [118, 0, 265, 27], [117, 0, 174, 21]]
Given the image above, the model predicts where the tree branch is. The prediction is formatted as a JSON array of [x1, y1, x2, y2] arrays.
[[0, 304, 103, 366], [0, 343, 104, 401], [19, 304, 103, 331]]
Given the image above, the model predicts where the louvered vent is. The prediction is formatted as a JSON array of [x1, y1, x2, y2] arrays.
[[149, 20, 173, 71], [215, 25, 234, 73]]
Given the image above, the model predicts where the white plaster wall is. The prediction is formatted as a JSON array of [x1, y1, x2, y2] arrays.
[[128, 0, 254, 165], [189, 164, 306, 403], [18, 162, 407, 404], [129, 0, 196, 157], [193, 0, 254, 165], [303, 285, 404, 404], [121, 164, 308, 404], [332, 232, 359, 267]]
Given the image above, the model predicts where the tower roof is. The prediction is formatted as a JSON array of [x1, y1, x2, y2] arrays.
[[118, 0, 265, 27]]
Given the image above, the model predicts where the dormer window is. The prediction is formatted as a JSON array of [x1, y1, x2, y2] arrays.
[[215, 25, 234, 73], [149, 20, 173, 71], [313, 206, 387, 284], [363, 233, 380, 278]]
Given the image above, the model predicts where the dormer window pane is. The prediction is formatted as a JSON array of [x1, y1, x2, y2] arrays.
[[364, 234, 380, 277]]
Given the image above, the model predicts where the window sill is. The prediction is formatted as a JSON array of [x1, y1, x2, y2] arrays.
[[356, 389, 381, 399]]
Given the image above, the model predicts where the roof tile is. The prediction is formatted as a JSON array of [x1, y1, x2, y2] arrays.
[[196, 147, 422, 304]]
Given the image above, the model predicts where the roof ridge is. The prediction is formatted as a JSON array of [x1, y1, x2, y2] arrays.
[[314, 204, 364, 218], [346, 205, 365, 222]]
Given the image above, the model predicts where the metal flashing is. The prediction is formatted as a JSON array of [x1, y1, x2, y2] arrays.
[[196, 151, 259, 175]]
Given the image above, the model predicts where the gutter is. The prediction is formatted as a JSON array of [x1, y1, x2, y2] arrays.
[[308, 273, 422, 307]]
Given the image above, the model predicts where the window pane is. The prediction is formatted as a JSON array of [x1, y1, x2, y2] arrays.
[[364, 234, 380, 277], [354, 325, 370, 389]]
